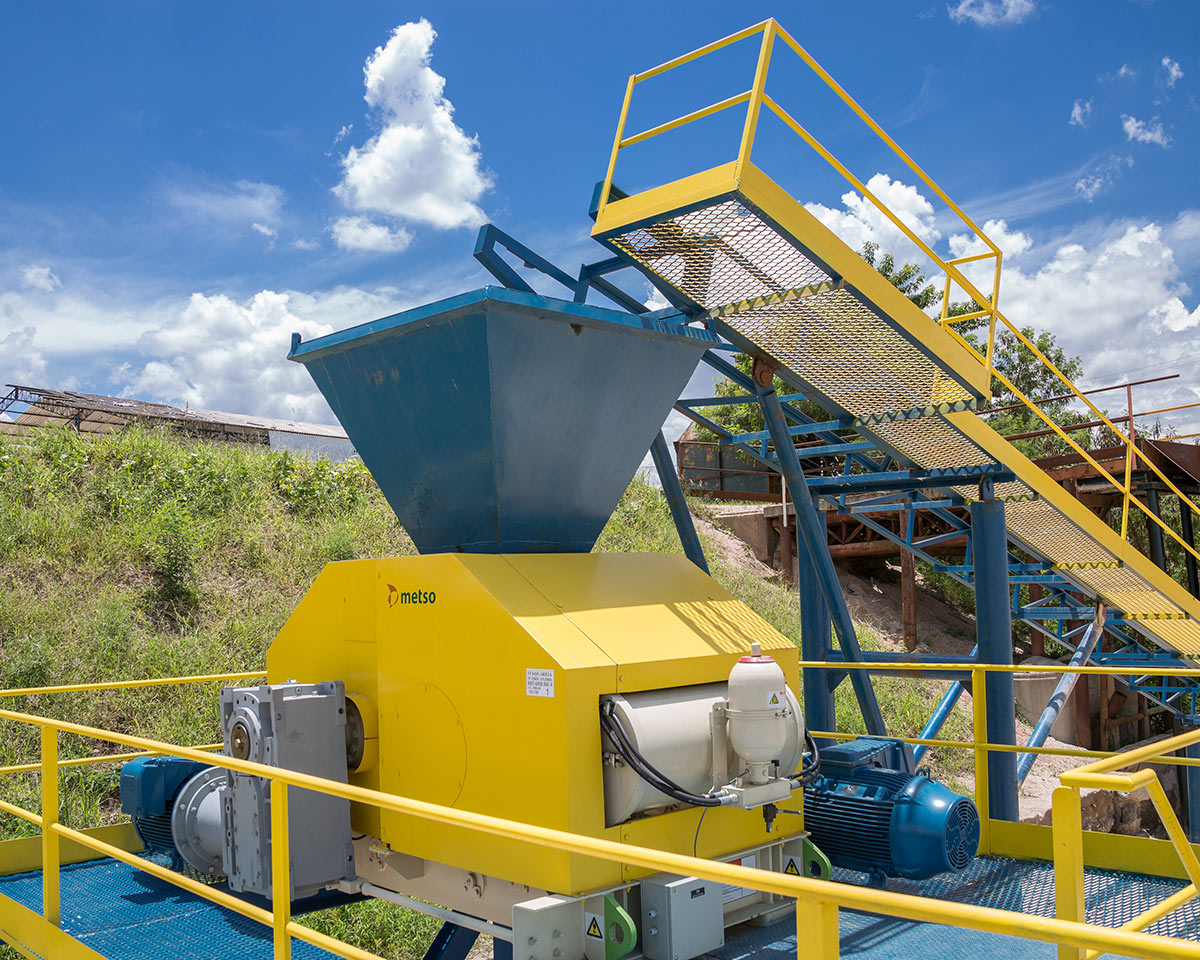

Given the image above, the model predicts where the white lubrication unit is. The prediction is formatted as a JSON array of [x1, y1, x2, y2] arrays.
[[600, 643, 806, 826]]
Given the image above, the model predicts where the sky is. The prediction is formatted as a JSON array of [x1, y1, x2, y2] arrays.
[[2, 0, 1199, 440]]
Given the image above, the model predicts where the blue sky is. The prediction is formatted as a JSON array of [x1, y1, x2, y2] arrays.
[[2, 0, 1198, 435]]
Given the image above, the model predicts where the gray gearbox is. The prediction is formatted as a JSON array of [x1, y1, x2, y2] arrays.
[[173, 681, 356, 900]]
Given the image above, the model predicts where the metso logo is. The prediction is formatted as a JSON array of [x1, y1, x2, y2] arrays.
[[387, 584, 437, 607]]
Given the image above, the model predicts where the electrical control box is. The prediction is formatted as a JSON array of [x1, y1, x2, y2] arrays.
[[640, 874, 725, 960]]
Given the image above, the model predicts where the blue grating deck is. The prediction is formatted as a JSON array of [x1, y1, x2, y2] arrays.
[[0, 858, 339, 959], [3, 855, 1199, 959], [716, 856, 1200, 960]]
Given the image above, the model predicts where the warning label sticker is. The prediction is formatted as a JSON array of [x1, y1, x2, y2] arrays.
[[721, 854, 756, 903], [767, 690, 785, 707], [526, 668, 555, 698], [585, 914, 603, 940], [784, 857, 801, 876]]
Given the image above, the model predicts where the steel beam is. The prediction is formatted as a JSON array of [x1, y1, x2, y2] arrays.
[[1181, 498, 1200, 600], [798, 541, 836, 746], [1145, 487, 1168, 572], [1016, 616, 1103, 784], [972, 497, 1019, 822], [650, 431, 709, 573], [756, 373, 886, 736], [913, 646, 978, 764]]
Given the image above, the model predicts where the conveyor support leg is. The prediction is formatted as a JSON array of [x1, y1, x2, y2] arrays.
[[651, 430, 709, 573], [972, 496, 1019, 821], [755, 370, 886, 736]]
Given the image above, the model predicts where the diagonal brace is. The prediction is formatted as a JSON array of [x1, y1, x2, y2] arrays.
[[754, 361, 886, 736]]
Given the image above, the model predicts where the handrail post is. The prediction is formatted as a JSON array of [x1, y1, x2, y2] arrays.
[[41, 724, 60, 927], [796, 896, 838, 959], [271, 779, 291, 960], [971, 666, 991, 855], [735, 21, 775, 177], [1052, 785, 1085, 960]]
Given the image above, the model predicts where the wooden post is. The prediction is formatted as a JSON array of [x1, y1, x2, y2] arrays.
[[1029, 584, 1045, 658], [901, 549, 917, 651], [1073, 671, 1093, 751]]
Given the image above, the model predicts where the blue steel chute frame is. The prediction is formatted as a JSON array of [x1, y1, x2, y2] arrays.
[[470, 216, 1200, 835]]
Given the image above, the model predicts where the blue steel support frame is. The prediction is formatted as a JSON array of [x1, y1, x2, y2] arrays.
[[972, 495, 1019, 822], [755, 369, 887, 736], [912, 646, 977, 765], [1186, 739, 1200, 843], [1016, 616, 1103, 784], [424, 923, 480, 960], [650, 430, 709, 573], [798, 542, 836, 745]]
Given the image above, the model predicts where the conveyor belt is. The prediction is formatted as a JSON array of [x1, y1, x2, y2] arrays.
[[593, 159, 1200, 657]]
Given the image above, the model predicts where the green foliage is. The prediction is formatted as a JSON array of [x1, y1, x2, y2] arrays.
[[270, 450, 373, 517], [860, 242, 942, 311], [0, 433, 982, 955], [148, 502, 200, 617]]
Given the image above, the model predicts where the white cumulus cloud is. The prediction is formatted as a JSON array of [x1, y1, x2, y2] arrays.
[[126, 287, 411, 422], [948, 0, 1035, 26], [331, 215, 413, 254], [333, 19, 491, 234], [19, 265, 62, 292], [1122, 114, 1171, 147], [1069, 99, 1092, 127], [805, 173, 941, 264], [1161, 56, 1184, 89], [0, 327, 47, 385]]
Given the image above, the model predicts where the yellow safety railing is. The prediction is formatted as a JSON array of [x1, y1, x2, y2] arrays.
[[1054, 727, 1200, 960], [7, 667, 1200, 959], [595, 18, 1200, 573]]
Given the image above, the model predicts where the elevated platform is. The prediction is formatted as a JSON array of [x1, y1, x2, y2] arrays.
[[593, 158, 1200, 659], [3, 855, 1193, 960], [0, 858, 337, 959], [716, 856, 1200, 960]]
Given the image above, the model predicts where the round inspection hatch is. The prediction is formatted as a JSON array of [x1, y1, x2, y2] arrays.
[[391, 682, 468, 807]]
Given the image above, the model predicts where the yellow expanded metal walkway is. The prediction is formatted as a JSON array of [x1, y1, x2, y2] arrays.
[[591, 20, 1200, 659]]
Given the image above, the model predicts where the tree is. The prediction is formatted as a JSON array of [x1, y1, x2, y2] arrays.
[[860, 242, 942, 311]]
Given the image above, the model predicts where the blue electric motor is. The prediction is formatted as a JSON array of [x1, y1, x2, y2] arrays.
[[119, 755, 210, 858], [802, 737, 979, 885]]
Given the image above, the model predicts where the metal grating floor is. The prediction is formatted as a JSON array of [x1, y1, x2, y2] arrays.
[[715, 856, 1200, 960], [598, 185, 1200, 658], [0, 858, 338, 959]]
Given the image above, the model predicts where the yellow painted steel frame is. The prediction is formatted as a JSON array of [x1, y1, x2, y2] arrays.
[[265, 552, 805, 895], [7, 662, 1200, 959], [591, 17, 1200, 577], [1053, 729, 1200, 960]]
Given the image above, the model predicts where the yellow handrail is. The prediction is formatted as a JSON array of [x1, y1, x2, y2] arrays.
[[1054, 727, 1200, 960], [8, 696, 1200, 960], [10, 664, 1200, 959], [595, 17, 1200, 576]]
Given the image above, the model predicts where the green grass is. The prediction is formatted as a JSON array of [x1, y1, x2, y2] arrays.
[[0, 428, 975, 958]]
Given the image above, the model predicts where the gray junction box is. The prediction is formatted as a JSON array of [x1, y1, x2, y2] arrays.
[[219, 681, 356, 899], [640, 874, 725, 960]]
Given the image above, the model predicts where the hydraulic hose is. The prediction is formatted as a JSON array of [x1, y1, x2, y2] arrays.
[[790, 729, 821, 787], [599, 702, 727, 808]]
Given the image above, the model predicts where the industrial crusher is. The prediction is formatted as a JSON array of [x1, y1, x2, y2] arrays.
[[117, 283, 980, 960]]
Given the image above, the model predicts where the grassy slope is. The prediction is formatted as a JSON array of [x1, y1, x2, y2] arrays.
[[0, 428, 971, 958]]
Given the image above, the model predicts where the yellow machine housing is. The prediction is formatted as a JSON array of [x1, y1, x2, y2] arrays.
[[266, 552, 803, 895]]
